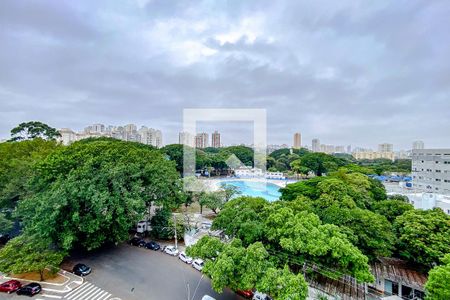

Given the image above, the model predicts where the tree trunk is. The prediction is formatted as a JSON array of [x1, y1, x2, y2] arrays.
[[39, 269, 44, 281]]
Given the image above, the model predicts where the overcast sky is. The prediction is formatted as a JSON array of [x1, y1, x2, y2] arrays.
[[1, 0, 449, 149]]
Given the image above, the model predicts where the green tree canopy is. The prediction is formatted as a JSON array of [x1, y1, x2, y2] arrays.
[[0, 139, 60, 209], [0, 235, 65, 281], [425, 253, 450, 299], [372, 199, 414, 223], [394, 208, 450, 267], [17, 138, 183, 251], [264, 205, 374, 282], [186, 237, 308, 299], [0, 212, 13, 234], [212, 196, 267, 245], [9, 121, 61, 142]]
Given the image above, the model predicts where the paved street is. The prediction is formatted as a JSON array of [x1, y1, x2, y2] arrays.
[[1, 243, 244, 300], [66, 243, 243, 300]]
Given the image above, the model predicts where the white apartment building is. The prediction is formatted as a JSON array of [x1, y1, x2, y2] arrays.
[[378, 143, 394, 152], [312, 138, 320, 152], [412, 140, 425, 150], [353, 151, 395, 161], [58, 123, 163, 148], [59, 128, 77, 145], [411, 149, 450, 195]]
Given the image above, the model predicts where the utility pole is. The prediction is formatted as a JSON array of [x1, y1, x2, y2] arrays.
[[173, 214, 178, 249]]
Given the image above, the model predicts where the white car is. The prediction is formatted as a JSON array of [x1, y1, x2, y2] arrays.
[[201, 296, 216, 300], [192, 258, 204, 271], [178, 251, 193, 264], [163, 245, 179, 256]]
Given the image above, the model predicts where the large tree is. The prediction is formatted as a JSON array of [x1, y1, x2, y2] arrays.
[[186, 237, 308, 300], [425, 253, 450, 299], [9, 121, 61, 142], [394, 208, 450, 266], [212, 196, 267, 245], [0, 235, 65, 281], [17, 138, 183, 251]]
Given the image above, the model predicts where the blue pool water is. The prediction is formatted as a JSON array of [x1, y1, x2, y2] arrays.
[[220, 180, 282, 202]]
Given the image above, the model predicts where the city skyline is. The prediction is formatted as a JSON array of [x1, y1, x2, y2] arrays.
[[55, 122, 428, 152], [1, 1, 450, 150]]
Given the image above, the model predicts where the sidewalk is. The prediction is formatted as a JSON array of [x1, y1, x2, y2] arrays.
[[0, 269, 84, 294]]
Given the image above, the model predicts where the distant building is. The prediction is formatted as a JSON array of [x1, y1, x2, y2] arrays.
[[378, 143, 394, 153], [211, 131, 221, 148], [139, 126, 162, 148], [195, 132, 209, 149], [293, 132, 301, 149], [179, 131, 195, 147], [412, 140, 425, 150], [335, 146, 345, 153], [411, 149, 450, 195], [353, 151, 395, 161], [346, 145, 352, 153], [59, 128, 77, 145], [312, 138, 320, 152], [58, 123, 163, 147]]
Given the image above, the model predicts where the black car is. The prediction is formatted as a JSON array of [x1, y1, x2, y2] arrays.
[[129, 237, 146, 247], [16, 282, 41, 296], [145, 241, 160, 250], [73, 263, 92, 276]]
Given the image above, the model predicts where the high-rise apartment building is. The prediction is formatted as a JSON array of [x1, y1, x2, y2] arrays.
[[211, 131, 221, 148], [378, 143, 394, 153], [139, 126, 162, 148], [412, 149, 450, 195], [293, 132, 301, 149], [195, 133, 209, 149], [412, 141, 425, 150], [312, 138, 320, 152], [179, 131, 195, 147]]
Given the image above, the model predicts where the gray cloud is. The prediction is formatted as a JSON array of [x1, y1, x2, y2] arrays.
[[0, 0, 449, 149]]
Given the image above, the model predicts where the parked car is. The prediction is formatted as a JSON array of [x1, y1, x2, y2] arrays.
[[237, 289, 254, 298], [0, 280, 21, 294], [192, 258, 204, 271], [201, 296, 216, 300], [129, 237, 146, 247], [16, 283, 41, 296], [178, 251, 193, 264], [0, 233, 10, 244], [163, 245, 179, 256], [73, 263, 92, 276], [253, 291, 272, 300], [145, 240, 160, 251]]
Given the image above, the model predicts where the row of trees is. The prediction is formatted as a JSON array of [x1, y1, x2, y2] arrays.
[[188, 167, 450, 299], [163, 143, 412, 178]]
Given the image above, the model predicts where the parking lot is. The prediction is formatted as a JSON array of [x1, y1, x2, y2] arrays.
[[64, 243, 244, 300], [1, 242, 244, 300]]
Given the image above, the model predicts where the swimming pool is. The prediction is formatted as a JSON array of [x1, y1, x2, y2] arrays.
[[220, 180, 282, 202]]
